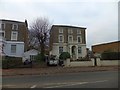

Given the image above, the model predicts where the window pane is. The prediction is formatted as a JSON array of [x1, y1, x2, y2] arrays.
[[68, 29, 72, 34], [60, 36, 62, 41], [59, 28, 63, 33], [77, 29, 81, 34], [78, 37, 80, 42], [59, 35, 63, 42], [69, 36, 72, 42], [78, 47, 81, 53], [0, 32, 5, 37], [2, 24, 5, 29], [11, 31, 18, 40], [11, 45, 16, 53], [12, 24, 18, 30], [59, 47, 63, 54]]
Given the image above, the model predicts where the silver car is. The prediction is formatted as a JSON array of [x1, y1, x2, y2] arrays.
[[47, 55, 59, 66], [49, 59, 58, 65]]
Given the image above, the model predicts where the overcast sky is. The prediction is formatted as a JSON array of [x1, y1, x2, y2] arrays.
[[0, 0, 119, 49]]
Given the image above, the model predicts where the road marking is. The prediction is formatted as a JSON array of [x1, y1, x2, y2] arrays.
[[2, 85, 17, 88], [30, 85, 37, 88], [44, 80, 108, 88], [3, 85, 16, 87], [90, 80, 108, 84], [44, 82, 88, 88]]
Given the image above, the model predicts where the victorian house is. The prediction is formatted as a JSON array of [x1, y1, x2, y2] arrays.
[[0, 19, 28, 57], [49, 25, 87, 60]]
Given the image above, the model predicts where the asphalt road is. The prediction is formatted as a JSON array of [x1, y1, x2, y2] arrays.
[[2, 71, 118, 88]]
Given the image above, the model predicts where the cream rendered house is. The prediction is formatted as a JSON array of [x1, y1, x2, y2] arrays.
[[49, 25, 87, 60]]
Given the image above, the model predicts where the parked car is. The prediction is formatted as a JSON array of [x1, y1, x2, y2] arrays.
[[23, 59, 32, 65], [48, 59, 58, 66], [47, 55, 58, 66]]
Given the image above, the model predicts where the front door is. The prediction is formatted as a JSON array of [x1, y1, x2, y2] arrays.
[[71, 46, 76, 60]]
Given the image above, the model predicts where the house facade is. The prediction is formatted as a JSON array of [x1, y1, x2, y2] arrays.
[[0, 19, 28, 57], [49, 25, 87, 60]]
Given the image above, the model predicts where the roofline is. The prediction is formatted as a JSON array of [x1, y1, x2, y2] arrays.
[[51, 25, 87, 29], [92, 40, 120, 47], [0, 19, 25, 23]]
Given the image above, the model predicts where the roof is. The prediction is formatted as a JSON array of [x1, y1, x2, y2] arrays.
[[0, 19, 25, 23], [24, 49, 39, 55], [52, 25, 86, 29], [92, 40, 120, 47]]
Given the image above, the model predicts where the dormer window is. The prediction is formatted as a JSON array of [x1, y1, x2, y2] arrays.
[[12, 24, 18, 30]]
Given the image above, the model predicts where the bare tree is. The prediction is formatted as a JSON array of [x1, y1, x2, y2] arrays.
[[29, 17, 51, 61]]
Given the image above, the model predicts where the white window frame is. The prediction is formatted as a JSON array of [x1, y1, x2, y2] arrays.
[[59, 28, 63, 33], [78, 46, 82, 54], [12, 24, 18, 30], [11, 44, 16, 54], [59, 35, 64, 42], [30, 55, 36, 61], [68, 35, 73, 42], [0, 23, 5, 30], [77, 29, 81, 34], [68, 28, 73, 34], [0, 31, 5, 37], [11, 31, 18, 40], [59, 46, 63, 54], [77, 36, 82, 43]]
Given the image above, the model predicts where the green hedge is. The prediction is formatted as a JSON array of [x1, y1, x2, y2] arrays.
[[101, 52, 120, 60], [2, 56, 30, 69], [59, 52, 70, 60]]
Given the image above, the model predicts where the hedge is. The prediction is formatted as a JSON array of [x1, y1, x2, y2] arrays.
[[101, 52, 120, 60], [2, 56, 31, 69], [59, 52, 70, 60]]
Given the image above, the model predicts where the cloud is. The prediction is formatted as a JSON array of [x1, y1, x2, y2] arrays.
[[0, 0, 118, 49]]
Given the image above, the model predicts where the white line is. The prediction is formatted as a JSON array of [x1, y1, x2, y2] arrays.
[[90, 80, 108, 84], [45, 82, 88, 88], [44, 80, 108, 88], [30, 85, 37, 88]]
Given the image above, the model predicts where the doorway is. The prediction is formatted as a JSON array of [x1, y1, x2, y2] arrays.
[[71, 46, 76, 60]]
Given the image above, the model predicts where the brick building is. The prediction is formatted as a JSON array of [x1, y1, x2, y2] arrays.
[[49, 25, 87, 60], [92, 41, 120, 54], [0, 19, 28, 57]]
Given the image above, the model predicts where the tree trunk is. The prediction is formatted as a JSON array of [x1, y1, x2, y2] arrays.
[[40, 43, 45, 61]]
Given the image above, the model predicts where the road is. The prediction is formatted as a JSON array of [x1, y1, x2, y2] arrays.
[[2, 71, 118, 88]]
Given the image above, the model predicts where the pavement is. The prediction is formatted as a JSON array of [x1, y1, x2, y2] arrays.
[[2, 66, 119, 76]]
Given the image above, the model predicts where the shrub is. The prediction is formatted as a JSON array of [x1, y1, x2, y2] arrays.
[[35, 53, 45, 62], [59, 52, 70, 60], [101, 52, 120, 60], [2, 56, 23, 69]]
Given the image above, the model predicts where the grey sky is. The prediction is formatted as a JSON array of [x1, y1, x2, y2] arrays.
[[0, 0, 119, 49]]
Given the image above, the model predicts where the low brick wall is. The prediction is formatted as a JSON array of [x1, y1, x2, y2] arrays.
[[70, 61, 94, 67], [64, 59, 94, 67], [64, 58, 119, 67]]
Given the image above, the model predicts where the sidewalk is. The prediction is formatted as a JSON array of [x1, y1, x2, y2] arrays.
[[2, 66, 119, 76]]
